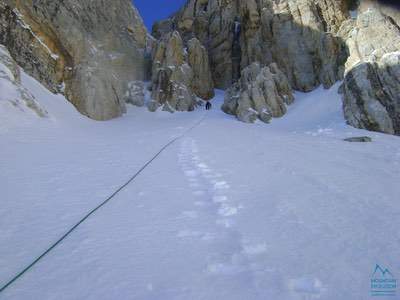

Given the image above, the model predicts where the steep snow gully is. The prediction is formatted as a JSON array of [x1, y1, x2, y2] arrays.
[[1, 68, 400, 300]]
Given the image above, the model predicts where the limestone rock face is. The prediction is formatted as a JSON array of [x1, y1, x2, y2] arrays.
[[256, 0, 348, 91], [0, 45, 47, 118], [155, 0, 349, 90], [149, 31, 196, 112], [340, 8, 400, 135], [0, 0, 149, 120], [359, 0, 400, 23], [222, 62, 293, 123], [187, 38, 214, 100]]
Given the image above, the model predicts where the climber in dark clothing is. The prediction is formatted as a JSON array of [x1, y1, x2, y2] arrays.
[[206, 101, 212, 110]]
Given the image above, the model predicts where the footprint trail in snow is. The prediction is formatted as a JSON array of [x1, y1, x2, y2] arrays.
[[177, 137, 278, 295], [177, 137, 323, 299]]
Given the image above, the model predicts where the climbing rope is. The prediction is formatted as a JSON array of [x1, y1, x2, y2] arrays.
[[0, 112, 206, 294]]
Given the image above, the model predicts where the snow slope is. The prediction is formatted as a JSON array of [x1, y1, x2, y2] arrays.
[[1, 66, 400, 300]]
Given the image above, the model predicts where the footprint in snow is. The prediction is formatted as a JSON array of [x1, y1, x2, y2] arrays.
[[214, 181, 230, 190], [218, 205, 239, 217], [288, 277, 326, 297], [242, 243, 268, 256], [212, 195, 228, 203]]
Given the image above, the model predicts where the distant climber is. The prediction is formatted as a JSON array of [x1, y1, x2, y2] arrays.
[[206, 101, 212, 110]]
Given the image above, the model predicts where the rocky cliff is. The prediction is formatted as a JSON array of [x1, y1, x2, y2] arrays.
[[339, 1, 400, 135], [147, 28, 214, 112], [1, 0, 399, 136], [154, 0, 400, 135], [0, 0, 149, 120], [153, 0, 350, 122], [153, 0, 349, 91], [149, 31, 197, 112], [222, 62, 294, 123]]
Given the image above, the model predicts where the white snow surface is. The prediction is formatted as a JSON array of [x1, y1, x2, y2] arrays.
[[1, 67, 400, 300]]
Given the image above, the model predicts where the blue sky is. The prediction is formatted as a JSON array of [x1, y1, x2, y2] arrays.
[[134, 0, 187, 30]]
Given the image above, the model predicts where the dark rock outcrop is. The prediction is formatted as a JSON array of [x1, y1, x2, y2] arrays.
[[344, 136, 372, 142]]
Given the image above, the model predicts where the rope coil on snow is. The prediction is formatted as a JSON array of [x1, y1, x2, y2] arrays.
[[0, 113, 206, 294]]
